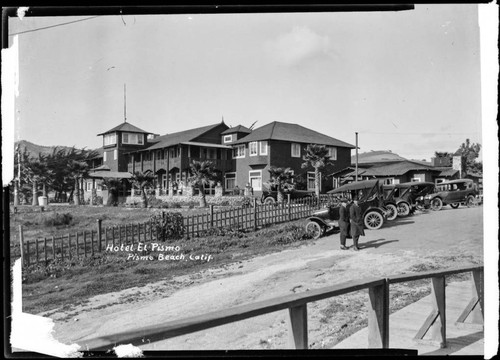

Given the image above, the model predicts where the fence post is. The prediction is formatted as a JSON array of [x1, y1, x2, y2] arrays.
[[253, 198, 257, 231], [287, 194, 291, 221], [368, 281, 389, 348], [97, 219, 102, 252], [288, 304, 308, 349], [210, 205, 214, 227], [19, 225, 25, 267]]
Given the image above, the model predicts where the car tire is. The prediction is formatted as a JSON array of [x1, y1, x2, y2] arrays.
[[430, 197, 443, 211], [397, 202, 411, 217], [450, 203, 460, 209], [264, 197, 276, 205], [306, 221, 323, 239], [364, 211, 384, 230], [385, 204, 398, 221], [466, 195, 475, 207]]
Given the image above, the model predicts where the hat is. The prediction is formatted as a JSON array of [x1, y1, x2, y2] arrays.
[[340, 197, 348, 203]]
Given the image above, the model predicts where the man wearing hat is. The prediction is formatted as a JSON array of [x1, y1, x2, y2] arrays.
[[338, 198, 350, 250], [349, 196, 365, 251]]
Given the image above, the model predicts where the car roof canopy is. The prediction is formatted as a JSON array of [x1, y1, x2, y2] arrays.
[[328, 179, 379, 194], [399, 181, 435, 187]]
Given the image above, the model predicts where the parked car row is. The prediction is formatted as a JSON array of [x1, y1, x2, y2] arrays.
[[304, 178, 479, 239]]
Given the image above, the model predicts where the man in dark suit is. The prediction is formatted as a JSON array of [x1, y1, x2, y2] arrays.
[[349, 196, 365, 251], [338, 198, 350, 250]]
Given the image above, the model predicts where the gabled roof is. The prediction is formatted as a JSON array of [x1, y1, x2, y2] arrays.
[[221, 125, 252, 135], [232, 121, 355, 148], [97, 122, 151, 136], [145, 122, 227, 151]]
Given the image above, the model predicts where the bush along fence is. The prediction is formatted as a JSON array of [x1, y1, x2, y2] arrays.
[[14, 196, 330, 267]]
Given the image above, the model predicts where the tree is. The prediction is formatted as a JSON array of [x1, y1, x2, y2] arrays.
[[455, 139, 482, 176], [132, 171, 155, 208], [24, 153, 50, 206], [266, 166, 295, 203], [301, 144, 332, 199], [188, 160, 217, 208], [102, 178, 122, 206]]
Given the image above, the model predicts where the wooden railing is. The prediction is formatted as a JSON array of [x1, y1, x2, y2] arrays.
[[82, 265, 483, 351]]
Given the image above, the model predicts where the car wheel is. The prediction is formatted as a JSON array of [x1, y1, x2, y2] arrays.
[[397, 202, 411, 217], [385, 204, 398, 221], [430, 198, 443, 211], [305, 221, 323, 239], [466, 195, 475, 207], [364, 211, 384, 230], [264, 197, 276, 205], [450, 203, 460, 209]]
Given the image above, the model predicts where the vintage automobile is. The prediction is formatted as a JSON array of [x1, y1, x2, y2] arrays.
[[384, 181, 436, 216], [305, 179, 388, 239], [261, 185, 315, 204], [423, 179, 478, 211], [381, 185, 402, 220]]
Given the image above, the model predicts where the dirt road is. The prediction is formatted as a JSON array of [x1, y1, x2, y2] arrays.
[[49, 206, 483, 350]]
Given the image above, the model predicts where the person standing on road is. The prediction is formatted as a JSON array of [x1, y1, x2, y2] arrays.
[[349, 196, 365, 251], [338, 198, 350, 250]]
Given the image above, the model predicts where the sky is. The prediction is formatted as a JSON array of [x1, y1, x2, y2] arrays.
[[8, 5, 484, 161]]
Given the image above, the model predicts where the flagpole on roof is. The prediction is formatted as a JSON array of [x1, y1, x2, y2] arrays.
[[124, 83, 127, 123]]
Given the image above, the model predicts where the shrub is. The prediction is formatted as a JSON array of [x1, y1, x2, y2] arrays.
[[150, 212, 184, 241], [44, 212, 73, 227]]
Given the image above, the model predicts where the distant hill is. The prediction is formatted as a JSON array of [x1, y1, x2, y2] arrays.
[[15, 140, 100, 158]]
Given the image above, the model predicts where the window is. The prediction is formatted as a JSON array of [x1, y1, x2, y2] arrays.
[[307, 172, 321, 191], [233, 145, 245, 158], [249, 171, 262, 191], [157, 150, 163, 160], [249, 142, 258, 156], [85, 182, 92, 191], [122, 132, 143, 145], [103, 133, 116, 146], [260, 141, 268, 156], [170, 147, 180, 158], [225, 172, 236, 189], [383, 178, 400, 185], [327, 147, 337, 160], [223, 135, 233, 143], [291, 143, 301, 158], [411, 178, 422, 182], [435, 178, 445, 184], [103, 151, 107, 162], [114, 149, 118, 160]]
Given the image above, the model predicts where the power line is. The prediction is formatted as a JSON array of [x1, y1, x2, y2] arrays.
[[9, 16, 100, 36]]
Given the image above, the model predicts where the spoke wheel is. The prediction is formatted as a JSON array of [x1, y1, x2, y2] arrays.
[[466, 195, 475, 207], [305, 221, 323, 239], [450, 203, 460, 209], [430, 197, 443, 211], [397, 202, 411, 217], [364, 211, 384, 230], [385, 204, 398, 221], [264, 197, 276, 205]]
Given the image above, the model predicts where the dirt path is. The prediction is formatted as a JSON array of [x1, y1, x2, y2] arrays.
[[49, 206, 483, 350]]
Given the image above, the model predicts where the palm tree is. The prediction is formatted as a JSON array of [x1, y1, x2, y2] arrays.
[[301, 144, 332, 199], [188, 160, 217, 208], [102, 178, 122, 206], [266, 166, 295, 203], [132, 171, 155, 208]]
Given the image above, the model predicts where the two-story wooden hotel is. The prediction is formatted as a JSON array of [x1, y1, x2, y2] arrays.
[[85, 120, 355, 199]]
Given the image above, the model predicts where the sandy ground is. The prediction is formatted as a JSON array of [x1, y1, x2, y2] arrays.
[[47, 206, 483, 350]]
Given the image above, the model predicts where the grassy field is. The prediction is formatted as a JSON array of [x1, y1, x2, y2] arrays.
[[9, 204, 213, 245]]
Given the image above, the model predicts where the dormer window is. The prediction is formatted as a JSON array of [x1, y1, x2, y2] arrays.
[[122, 132, 144, 145], [223, 135, 233, 143], [103, 133, 117, 146]]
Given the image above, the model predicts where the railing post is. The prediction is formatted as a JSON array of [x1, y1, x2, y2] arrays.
[[97, 219, 102, 253], [19, 225, 25, 267], [288, 304, 308, 349], [414, 276, 446, 348], [210, 205, 214, 227], [368, 281, 389, 348], [287, 194, 291, 221], [456, 269, 484, 327]]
